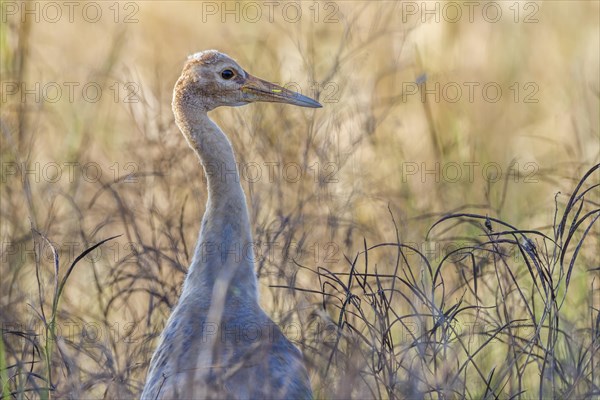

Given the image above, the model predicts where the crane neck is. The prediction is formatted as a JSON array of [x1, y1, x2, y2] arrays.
[[172, 95, 258, 306]]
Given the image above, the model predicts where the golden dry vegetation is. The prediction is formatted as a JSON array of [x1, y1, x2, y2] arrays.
[[1, 1, 599, 398]]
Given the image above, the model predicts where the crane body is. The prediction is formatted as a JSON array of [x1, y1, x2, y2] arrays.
[[141, 50, 320, 399]]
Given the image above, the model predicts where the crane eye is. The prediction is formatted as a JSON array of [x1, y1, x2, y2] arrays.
[[221, 69, 235, 80]]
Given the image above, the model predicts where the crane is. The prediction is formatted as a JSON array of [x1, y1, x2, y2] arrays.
[[141, 50, 320, 399]]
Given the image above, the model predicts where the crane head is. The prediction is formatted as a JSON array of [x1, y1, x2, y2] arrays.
[[176, 50, 322, 111]]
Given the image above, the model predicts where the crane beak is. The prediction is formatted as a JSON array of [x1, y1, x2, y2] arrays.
[[241, 74, 322, 108]]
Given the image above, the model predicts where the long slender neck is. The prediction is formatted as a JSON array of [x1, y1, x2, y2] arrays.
[[173, 94, 258, 306]]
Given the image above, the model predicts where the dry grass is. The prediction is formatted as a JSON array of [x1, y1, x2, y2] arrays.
[[1, 1, 599, 399]]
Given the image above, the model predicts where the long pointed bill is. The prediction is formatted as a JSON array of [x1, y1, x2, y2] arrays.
[[241, 74, 322, 108]]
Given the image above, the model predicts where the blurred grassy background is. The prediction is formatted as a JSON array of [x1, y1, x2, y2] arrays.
[[1, 1, 599, 398]]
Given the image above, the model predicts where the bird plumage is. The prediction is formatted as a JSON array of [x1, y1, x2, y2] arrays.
[[141, 50, 319, 399]]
